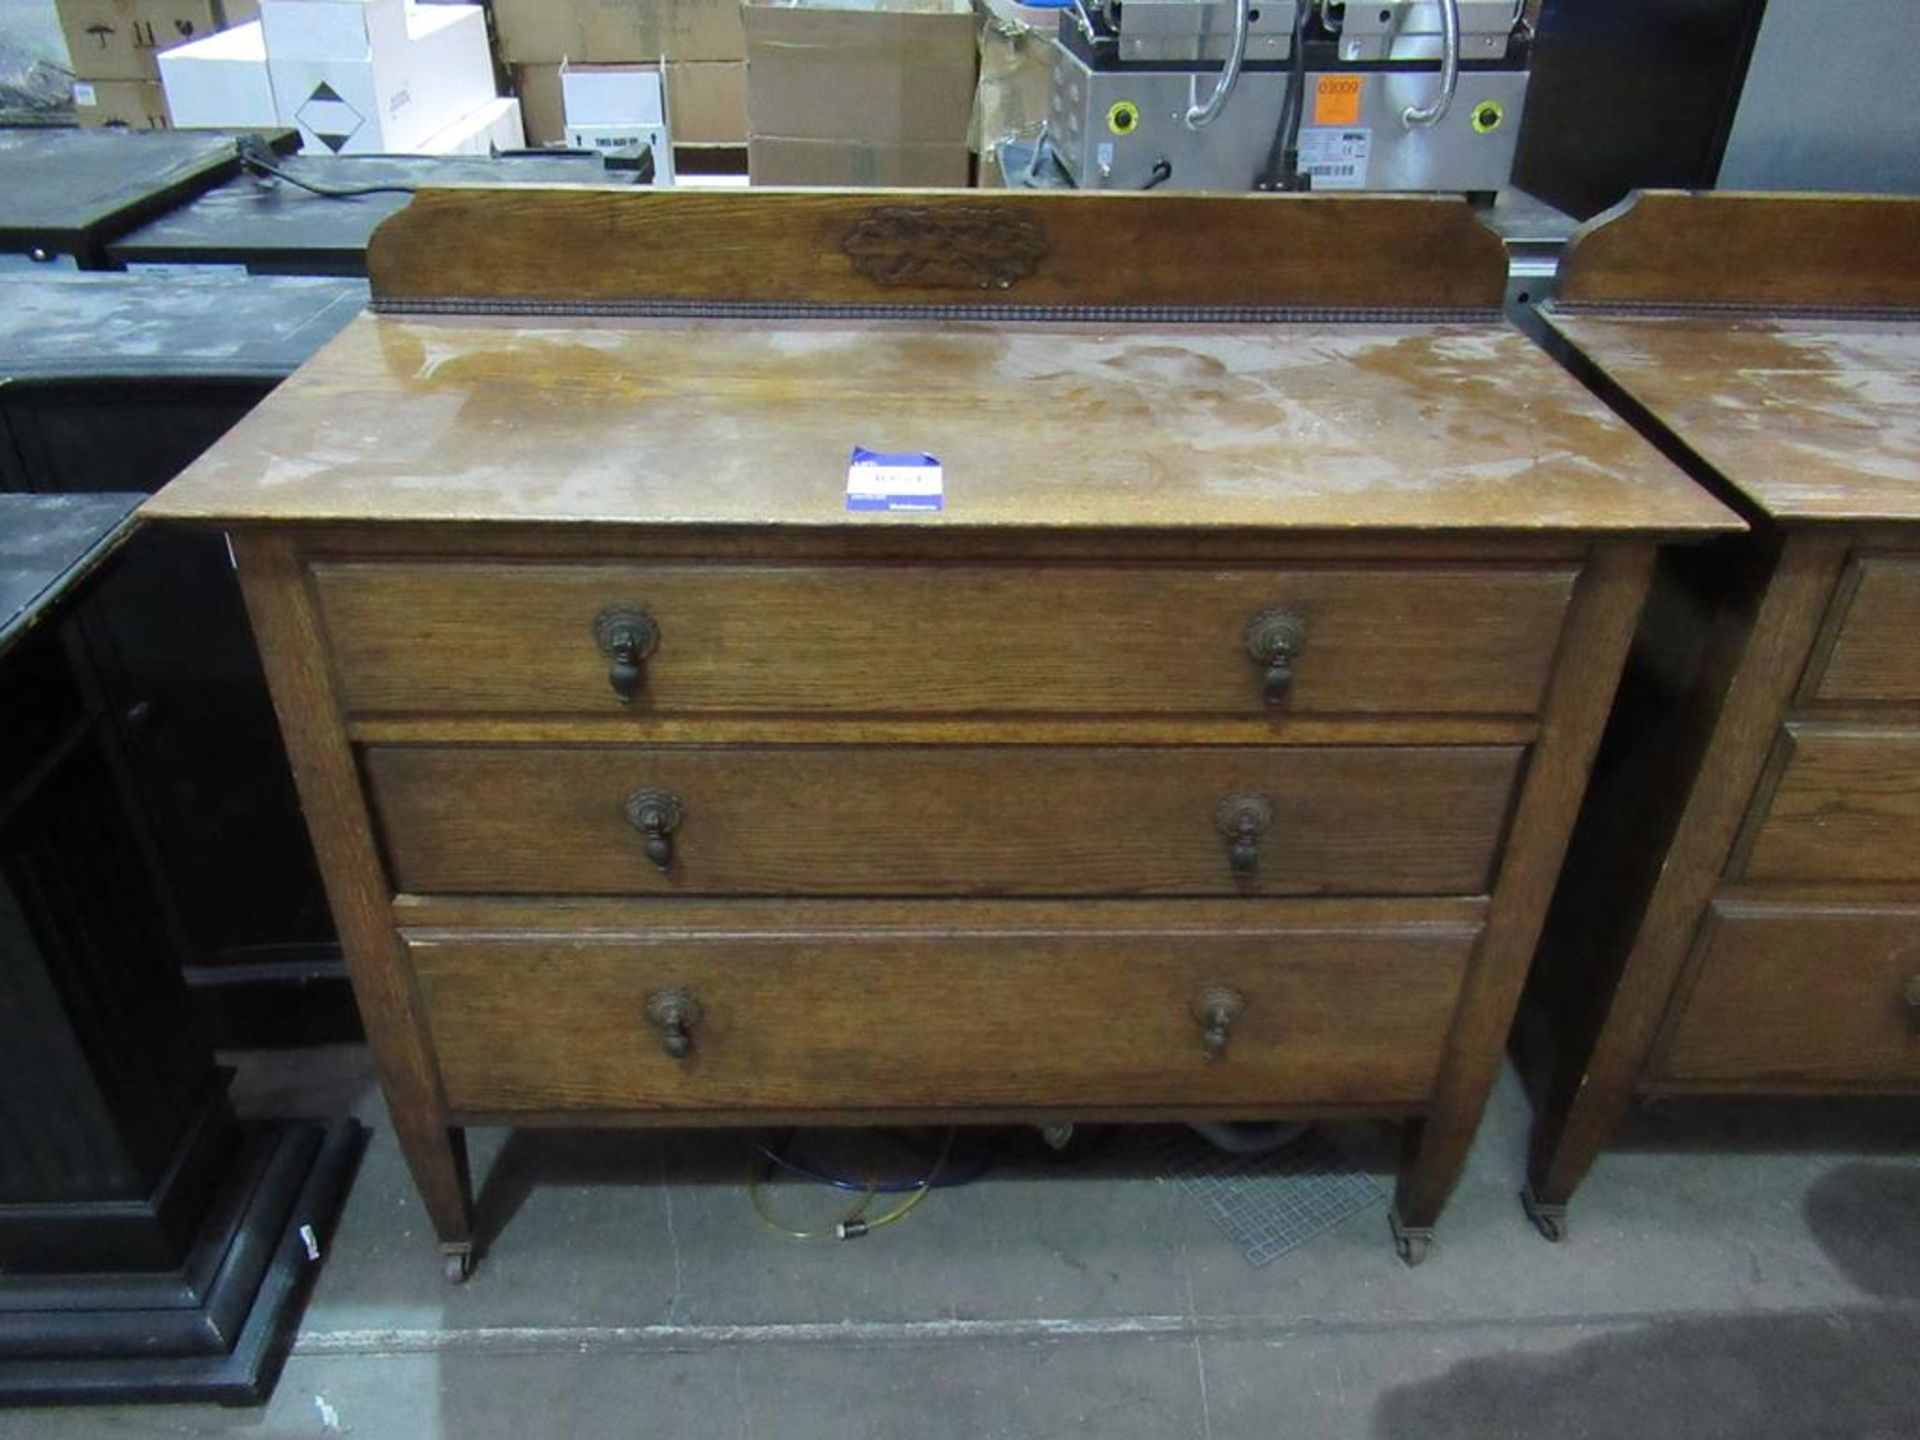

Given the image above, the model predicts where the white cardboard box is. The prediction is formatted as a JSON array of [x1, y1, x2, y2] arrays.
[[561, 64, 665, 131], [419, 95, 527, 154], [261, 0, 496, 153], [561, 62, 671, 177], [158, 21, 280, 130]]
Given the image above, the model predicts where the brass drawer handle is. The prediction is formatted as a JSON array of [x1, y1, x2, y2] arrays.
[[1215, 793, 1274, 875], [1245, 608, 1308, 706], [625, 788, 684, 873], [1192, 986, 1246, 1062], [1905, 974, 1920, 1037], [593, 605, 660, 704], [646, 987, 702, 1060]]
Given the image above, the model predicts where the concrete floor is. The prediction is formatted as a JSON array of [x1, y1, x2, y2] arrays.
[[3, 1047, 1916, 1438]]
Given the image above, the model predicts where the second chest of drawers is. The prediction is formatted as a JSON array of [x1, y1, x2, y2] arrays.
[[1516, 192, 1920, 1238]]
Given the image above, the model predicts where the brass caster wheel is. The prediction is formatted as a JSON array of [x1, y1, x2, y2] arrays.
[[443, 1248, 474, 1284], [1520, 1187, 1568, 1243], [1388, 1211, 1434, 1268]]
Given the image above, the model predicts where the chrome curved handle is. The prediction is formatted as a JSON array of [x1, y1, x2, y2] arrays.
[[1402, 0, 1461, 128]]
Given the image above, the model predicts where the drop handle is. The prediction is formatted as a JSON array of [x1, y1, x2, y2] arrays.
[[1215, 794, 1274, 876], [593, 605, 660, 704], [647, 987, 702, 1060], [1905, 974, 1920, 1037], [1245, 608, 1308, 707], [1192, 987, 1246, 1062], [626, 788, 684, 873]]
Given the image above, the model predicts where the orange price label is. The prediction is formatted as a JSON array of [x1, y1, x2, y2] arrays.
[[1313, 74, 1365, 127]]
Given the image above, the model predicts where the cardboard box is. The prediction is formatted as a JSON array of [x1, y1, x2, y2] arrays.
[[562, 61, 663, 131], [743, 0, 976, 147], [72, 76, 174, 126], [748, 136, 969, 187], [668, 60, 744, 145], [58, 0, 256, 82], [517, 59, 745, 148], [157, 19, 278, 128], [418, 95, 527, 153], [559, 62, 670, 174], [261, 0, 497, 154], [490, 0, 745, 64], [972, 8, 1054, 159], [513, 62, 563, 145]]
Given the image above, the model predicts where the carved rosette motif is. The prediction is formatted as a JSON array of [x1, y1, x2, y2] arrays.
[[842, 206, 1050, 291]]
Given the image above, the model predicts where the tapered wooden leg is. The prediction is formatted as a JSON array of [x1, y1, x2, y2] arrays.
[[1391, 544, 1655, 1256], [234, 533, 476, 1278], [394, 1115, 473, 1250], [1514, 535, 1849, 1239], [1521, 1053, 1639, 1235]]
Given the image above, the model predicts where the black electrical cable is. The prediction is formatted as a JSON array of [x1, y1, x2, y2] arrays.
[[1257, 0, 1311, 191], [234, 136, 420, 199], [1141, 158, 1173, 190]]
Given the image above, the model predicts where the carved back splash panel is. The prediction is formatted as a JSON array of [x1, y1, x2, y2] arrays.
[[366, 188, 1511, 315]]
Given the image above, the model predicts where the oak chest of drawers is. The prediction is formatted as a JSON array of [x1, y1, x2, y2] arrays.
[[145, 188, 1733, 1276], [1518, 192, 1920, 1237]]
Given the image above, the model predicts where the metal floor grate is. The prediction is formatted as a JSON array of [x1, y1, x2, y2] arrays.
[[1153, 1128, 1385, 1268]]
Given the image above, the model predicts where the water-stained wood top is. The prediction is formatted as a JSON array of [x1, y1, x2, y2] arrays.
[[146, 312, 1734, 534], [1547, 312, 1920, 525]]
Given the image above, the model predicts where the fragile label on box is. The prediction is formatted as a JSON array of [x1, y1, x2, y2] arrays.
[[846, 447, 943, 513]]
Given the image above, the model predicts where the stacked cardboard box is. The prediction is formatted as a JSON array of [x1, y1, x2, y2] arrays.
[[495, 0, 748, 148], [743, 0, 976, 187], [974, 0, 1058, 186], [157, 0, 517, 153], [59, 0, 258, 128]]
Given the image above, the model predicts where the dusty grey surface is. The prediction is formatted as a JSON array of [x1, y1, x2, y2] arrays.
[[2, 1047, 1915, 1437], [0, 491, 138, 651], [0, 273, 366, 380], [0, 0, 61, 70]]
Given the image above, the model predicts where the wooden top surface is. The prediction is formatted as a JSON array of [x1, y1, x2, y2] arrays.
[[144, 311, 1734, 535], [1546, 313, 1920, 525]]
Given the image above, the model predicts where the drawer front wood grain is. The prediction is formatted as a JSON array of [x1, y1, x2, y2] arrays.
[[1657, 899, 1920, 1086], [314, 562, 1575, 718], [1809, 557, 1920, 704], [1738, 726, 1920, 884], [366, 744, 1523, 898], [409, 909, 1481, 1112]]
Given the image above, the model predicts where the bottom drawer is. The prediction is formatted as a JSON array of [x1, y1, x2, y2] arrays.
[[407, 902, 1480, 1114], [1657, 898, 1920, 1087]]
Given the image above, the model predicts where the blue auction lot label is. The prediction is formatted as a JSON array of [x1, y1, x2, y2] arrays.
[[846, 447, 944, 513]]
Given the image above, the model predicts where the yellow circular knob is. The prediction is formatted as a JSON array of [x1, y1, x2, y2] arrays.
[[1107, 101, 1141, 136]]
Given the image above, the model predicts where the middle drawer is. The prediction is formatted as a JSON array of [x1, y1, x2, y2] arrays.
[[365, 744, 1522, 897]]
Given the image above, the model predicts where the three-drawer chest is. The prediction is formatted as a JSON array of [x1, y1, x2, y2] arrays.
[[145, 188, 1734, 1275], [1518, 192, 1920, 1237]]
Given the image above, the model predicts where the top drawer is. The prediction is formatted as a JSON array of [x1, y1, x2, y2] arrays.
[[312, 562, 1575, 719], [1807, 557, 1920, 706]]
